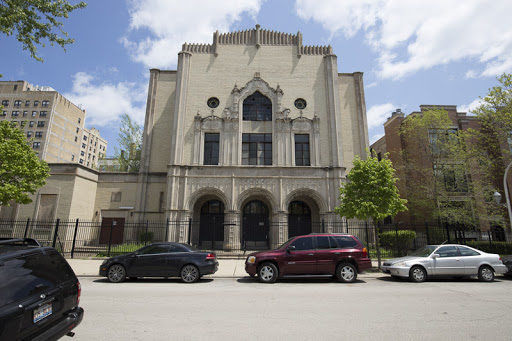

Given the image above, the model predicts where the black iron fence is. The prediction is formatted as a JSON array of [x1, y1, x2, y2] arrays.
[[1, 218, 510, 259]]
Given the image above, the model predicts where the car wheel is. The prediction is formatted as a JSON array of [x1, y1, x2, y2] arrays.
[[478, 265, 494, 282], [336, 263, 357, 283], [107, 264, 126, 283], [409, 266, 427, 283], [181, 264, 200, 283], [257, 262, 278, 283]]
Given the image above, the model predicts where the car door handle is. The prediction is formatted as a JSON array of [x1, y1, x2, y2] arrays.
[[308, 253, 314, 256], [334, 252, 341, 255]]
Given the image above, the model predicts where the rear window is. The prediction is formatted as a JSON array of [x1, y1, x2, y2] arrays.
[[333, 236, 358, 249], [0, 250, 75, 307]]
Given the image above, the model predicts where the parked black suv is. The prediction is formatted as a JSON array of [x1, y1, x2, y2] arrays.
[[0, 238, 84, 340]]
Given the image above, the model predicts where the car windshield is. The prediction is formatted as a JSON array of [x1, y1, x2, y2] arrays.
[[409, 245, 438, 257]]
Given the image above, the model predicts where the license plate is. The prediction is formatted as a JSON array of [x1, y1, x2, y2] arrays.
[[34, 303, 52, 323]]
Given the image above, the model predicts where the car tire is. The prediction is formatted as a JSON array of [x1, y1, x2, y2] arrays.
[[478, 265, 495, 282], [257, 262, 278, 283], [409, 266, 427, 283], [181, 264, 200, 283], [107, 264, 127, 283], [336, 263, 357, 283]]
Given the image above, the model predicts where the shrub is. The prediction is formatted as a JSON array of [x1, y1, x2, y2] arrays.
[[138, 231, 154, 244], [379, 230, 417, 256], [466, 241, 512, 255]]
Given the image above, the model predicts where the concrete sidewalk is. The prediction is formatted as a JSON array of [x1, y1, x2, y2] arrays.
[[67, 258, 384, 278]]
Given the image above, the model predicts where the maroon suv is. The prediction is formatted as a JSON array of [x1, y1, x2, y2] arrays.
[[245, 233, 372, 283]]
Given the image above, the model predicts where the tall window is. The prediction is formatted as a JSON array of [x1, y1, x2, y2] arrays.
[[242, 134, 272, 165], [295, 134, 310, 166], [429, 128, 458, 157], [243, 91, 272, 121], [204, 133, 220, 165]]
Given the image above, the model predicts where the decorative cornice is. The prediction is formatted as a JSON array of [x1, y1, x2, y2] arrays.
[[181, 24, 334, 57]]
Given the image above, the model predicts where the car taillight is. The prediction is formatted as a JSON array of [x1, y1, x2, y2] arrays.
[[362, 247, 368, 258], [205, 253, 216, 260], [77, 281, 81, 305]]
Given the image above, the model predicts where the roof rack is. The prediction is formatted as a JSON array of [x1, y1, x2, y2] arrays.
[[0, 238, 42, 247]]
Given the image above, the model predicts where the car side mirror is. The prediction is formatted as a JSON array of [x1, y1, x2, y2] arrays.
[[287, 246, 296, 253], [431, 254, 439, 259]]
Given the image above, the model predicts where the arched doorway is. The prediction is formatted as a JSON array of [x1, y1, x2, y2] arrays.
[[199, 200, 224, 248], [242, 200, 269, 249], [288, 201, 312, 238]]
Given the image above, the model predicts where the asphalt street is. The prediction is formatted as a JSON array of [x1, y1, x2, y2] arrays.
[[72, 276, 512, 341]]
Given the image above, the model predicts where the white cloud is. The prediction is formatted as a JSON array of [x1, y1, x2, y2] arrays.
[[295, 0, 512, 80], [366, 103, 396, 130], [63, 72, 147, 127], [459, 98, 483, 115], [123, 0, 262, 69]]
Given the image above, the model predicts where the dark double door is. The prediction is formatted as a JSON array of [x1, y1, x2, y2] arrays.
[[242, 200, 269, 249], [288, 201, 312, 238], [199, 200, 224, 246]]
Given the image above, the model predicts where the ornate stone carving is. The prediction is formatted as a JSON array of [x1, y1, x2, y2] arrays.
[[291, 116, 313, 132], [194, 112, 202, 132], [201, 115, 223, 131]]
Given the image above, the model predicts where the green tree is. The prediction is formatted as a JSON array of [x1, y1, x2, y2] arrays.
[[463, 73, 512, 229], [398, 108, 472, 225], [0, 0, 87, 62], [111, 114, 142, 172], [335, 151, 407, 223], [0, 120, 50, 205]]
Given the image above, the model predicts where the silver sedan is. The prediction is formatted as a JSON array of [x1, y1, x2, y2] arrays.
[[381, 244, 507, 282]]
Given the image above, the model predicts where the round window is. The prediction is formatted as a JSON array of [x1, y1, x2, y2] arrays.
[[207, 97, 220, 108], [294, 98, 307, 109]]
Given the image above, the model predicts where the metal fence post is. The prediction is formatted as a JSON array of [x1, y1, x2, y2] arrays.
[[488, 230, 492, 248], [165, 218, 169, 242], [444, 221, 451, 243], [322, 219, 325, 233], [188, 218, 192, 245], [71, 219, 79, 259], [52, 219, 60, 248], [145, 220, 149, 245], [107, 220, 115, 257], [425, 222, 430, 245], [394, 222, 399, 256], [24, 218, 30, 238]]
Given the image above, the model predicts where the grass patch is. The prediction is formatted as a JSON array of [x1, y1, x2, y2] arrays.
[[96, 243, 145, 257]]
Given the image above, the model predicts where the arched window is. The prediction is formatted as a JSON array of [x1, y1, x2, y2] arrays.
[[243, 91, 272, 121]]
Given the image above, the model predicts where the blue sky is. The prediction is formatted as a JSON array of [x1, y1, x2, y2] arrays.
[[1, 0, 511, 155]]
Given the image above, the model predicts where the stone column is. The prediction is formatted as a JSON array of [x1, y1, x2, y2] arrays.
[[272, 211, 288, 248], [170, 51, 192, 165], [324, 54, 344, 168], [135, 69, 160, 222], [224, 211, 241, 250], [353, 72, 369, 156]]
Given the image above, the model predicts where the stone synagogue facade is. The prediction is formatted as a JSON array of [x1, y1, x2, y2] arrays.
[[11, 26, 369, 250], [135, 25, 369, 249]]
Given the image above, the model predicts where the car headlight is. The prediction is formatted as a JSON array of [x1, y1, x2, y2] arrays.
[[101, 259, 108, 265], [393, 261, 408, 267], [247, 256, 256, 264]]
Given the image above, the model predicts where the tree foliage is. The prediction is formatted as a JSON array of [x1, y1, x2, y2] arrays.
[[0, 120, 50, 206], [335, 151, 407, 222], [110, 114, 142, 173], [398, 108, 472, 225], [462, 73, 512, 228], [0, 0, 87, 62]]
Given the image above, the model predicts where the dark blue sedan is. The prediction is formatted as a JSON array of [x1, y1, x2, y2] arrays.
[[99, 242, 218, 283]]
